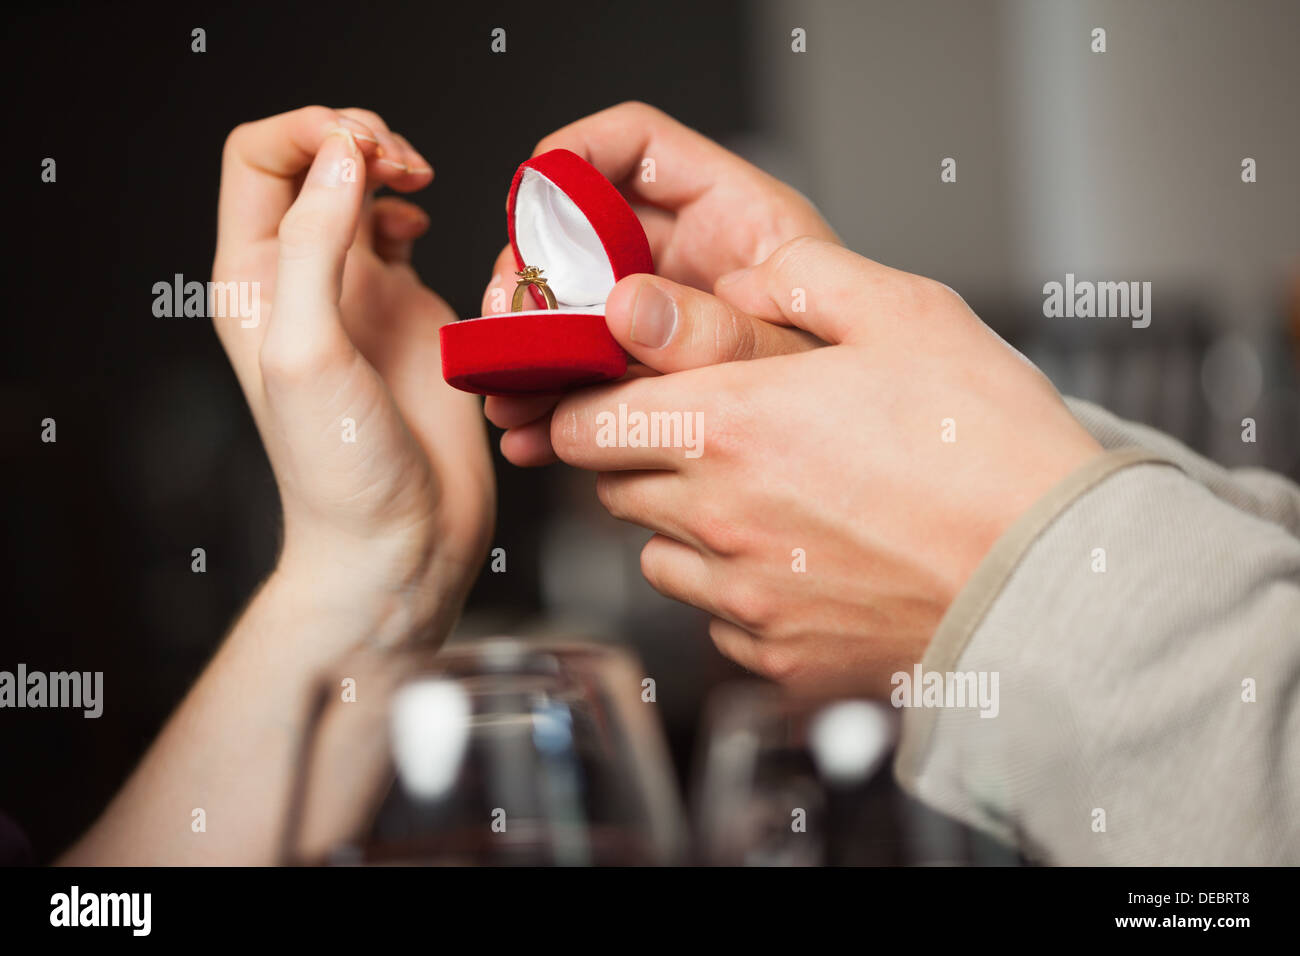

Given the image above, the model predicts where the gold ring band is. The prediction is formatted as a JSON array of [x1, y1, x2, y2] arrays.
[[512, 266, 558, 311]]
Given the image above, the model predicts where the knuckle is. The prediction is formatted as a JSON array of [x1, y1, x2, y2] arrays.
[[881, 272, 963, 327], [693, 506, 745, 557], [298, 104, 338, 128], [337, 106, 385, 129], [258, 336, 337, 386], [768, 234, 827, 277], [639, 539, 666, 593], [909, 274, 959, 310], [225, 106, 336, 160], [613, 100, 660, 121], [276, 208, 330, 255], [548, 403, 580, 461], [718, 303, 758, 362], [721, 578, 776, 633], [753, 643, 802, 684], [594, 473, 628, 520], [222, 122, 254, 160], [706, 618, 744, 664], [700, 387, 750, 461]]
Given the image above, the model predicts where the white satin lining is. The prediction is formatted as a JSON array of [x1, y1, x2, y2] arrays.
[[513, 168, 615, 307]]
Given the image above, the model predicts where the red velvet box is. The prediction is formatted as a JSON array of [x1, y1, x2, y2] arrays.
[[440, 149, 655, 396]]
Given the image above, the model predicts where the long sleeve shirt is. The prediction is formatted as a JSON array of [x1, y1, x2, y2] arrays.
[[894, 397, 1300, 864]]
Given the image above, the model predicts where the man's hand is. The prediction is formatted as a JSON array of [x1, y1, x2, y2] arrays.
[[545, 239, 1103, 694], [212, 106, 494, 652], [483, 101, 839, 465]]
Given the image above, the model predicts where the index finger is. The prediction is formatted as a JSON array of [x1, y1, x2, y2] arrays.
[[550, 372, 708, 472], [534, 101, 757, 212], [217, 107, 382, 258]]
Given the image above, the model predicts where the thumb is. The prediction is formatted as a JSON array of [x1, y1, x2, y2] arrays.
[[604, 274, 820, 373], [262, 128, 366, 373]]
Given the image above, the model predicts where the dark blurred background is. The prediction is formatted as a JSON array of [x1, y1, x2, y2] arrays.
[[3, 0, 1297, 863]]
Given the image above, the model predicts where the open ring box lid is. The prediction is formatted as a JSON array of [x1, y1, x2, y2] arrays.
[[440, 148, 653, 396]]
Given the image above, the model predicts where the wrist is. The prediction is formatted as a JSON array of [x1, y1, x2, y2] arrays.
[[946, 426, 1105, 611], [264, 538, 456, 660], [266, 485, 493, 657], [914, 447, 1172, 680]]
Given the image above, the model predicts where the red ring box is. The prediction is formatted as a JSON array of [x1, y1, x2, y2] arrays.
[[440, 149, 654, 396]]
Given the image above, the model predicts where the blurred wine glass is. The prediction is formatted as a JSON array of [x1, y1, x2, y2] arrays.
[[692, 682, 897, 866], [281, 638, 686, 865]]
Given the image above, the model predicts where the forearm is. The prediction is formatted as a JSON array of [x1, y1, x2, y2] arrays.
[[895, 451, 1300, 864], [59, 569, 386, 866]]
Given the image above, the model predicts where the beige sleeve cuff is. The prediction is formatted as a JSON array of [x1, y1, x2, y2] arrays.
[[894, 446, 1175, 788]]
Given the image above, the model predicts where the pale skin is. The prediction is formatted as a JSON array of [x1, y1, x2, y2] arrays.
[[487, 103, 1103, 695], [60, 106, 493, 865]]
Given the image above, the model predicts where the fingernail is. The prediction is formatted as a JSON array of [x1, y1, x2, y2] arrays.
[[629, 281, 678, 349], [310, 129, 358, 186], [334, 115, 379, 145], [325, 127, 358, 153], [391, 132, 433, 175], [378, 156, 409, 172]]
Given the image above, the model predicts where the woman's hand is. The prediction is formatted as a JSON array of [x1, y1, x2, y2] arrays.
[[63, 107, 495, 865], [212, 106, 494, 653], [483, 102, 839, 465]]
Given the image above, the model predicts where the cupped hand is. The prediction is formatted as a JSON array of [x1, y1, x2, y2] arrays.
[[482, 102, 840, 463], [543, 238, 1103, 693], [211, 106, 494, 652]]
